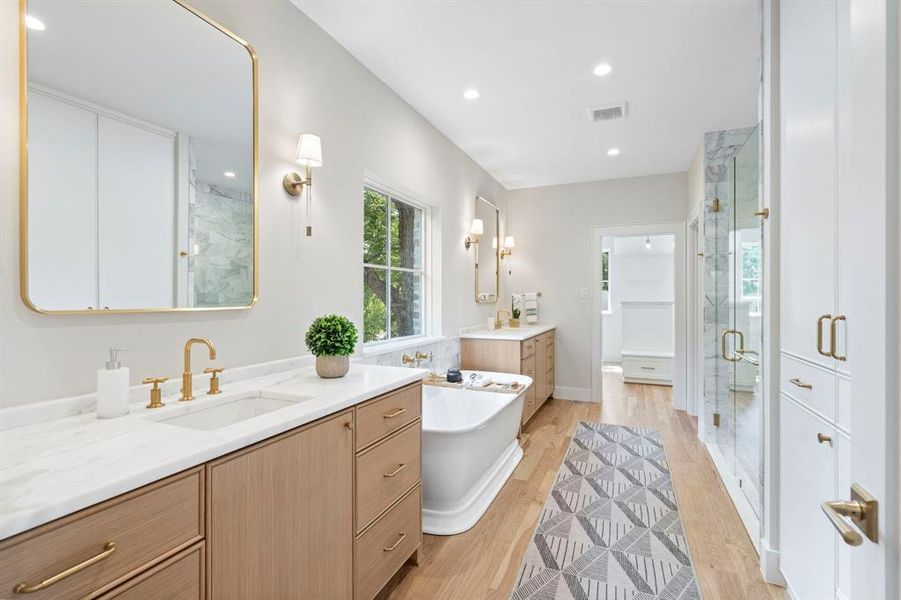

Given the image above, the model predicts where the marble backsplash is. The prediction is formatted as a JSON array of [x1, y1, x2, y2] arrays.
[[357, 337, 461, 374]]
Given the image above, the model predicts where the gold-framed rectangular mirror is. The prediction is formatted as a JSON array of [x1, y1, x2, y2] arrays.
[[19, 0, 258, 314], [474, 196, 499, 304]]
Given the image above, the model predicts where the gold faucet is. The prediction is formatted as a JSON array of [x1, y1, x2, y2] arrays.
[[181, 338, 217, 401], [494, 310, 512, 330]]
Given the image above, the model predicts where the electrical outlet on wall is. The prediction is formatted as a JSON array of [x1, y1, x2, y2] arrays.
[[579, 287, 589, 299]]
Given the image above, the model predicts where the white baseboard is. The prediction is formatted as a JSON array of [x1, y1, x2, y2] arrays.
[[760, 541, 785, 586], [553, 386, 593, 402]]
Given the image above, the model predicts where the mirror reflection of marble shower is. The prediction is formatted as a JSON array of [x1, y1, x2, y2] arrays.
[[703, 126, 763, 537]]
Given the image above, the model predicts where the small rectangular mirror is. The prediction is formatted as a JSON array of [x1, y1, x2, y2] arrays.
[[20, 0, 257, 313], [474, 196, 499, 304]]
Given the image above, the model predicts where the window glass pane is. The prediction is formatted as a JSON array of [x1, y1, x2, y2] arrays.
[[363, 188, 388, 266], [390, 270, 422, 338], [742, 279, 760, 298], [391, 198, 423, 270], [363, 267, 388, 343]]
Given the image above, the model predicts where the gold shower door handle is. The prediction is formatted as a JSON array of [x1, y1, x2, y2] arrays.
[[830, 315, 847, 361], [821, 484, 878, 546], [817, 314, 833, 357], [720, 329, 744, 362]]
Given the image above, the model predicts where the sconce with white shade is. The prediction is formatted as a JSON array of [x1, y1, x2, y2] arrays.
[[283, 133, 323, 236], [500, 236, 515, 259], [464, 218, 483, 249]]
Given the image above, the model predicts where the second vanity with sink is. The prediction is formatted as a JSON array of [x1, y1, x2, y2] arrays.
[[0, 363, 425, 600]]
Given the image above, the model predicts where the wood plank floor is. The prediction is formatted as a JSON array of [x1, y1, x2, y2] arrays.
[[382, 374, 786, 600]]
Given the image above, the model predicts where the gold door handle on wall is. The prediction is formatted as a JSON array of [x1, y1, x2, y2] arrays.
[[821, 484, 878, 546], [817, 314, 833, 357], [789, 377, 812, 390], [383, 463, 407, 478], [383, 532, 406, 552], [830, 315, 847, 361], [14, 541, 117, 594], [720, 329, 744, 362]]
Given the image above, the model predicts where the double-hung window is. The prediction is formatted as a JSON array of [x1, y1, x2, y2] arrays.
[[601, 249, 611, 313], [363, 185, 426, 344], [740, 240, 762, 315]]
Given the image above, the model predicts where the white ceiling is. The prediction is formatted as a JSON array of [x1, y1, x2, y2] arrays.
[[293, 0, 759, 189]]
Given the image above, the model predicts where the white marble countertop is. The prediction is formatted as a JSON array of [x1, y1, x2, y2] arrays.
[[459, 324, 556, 341], [0, 363, 426, 540]]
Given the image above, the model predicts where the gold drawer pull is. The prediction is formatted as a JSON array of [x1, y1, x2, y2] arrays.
[[383, 532, 406, 552], [14, 541, 117, 594], [382, 407, 407, 419], [383, 463, 407, 478], [817, 432, 833, 444], [789, 377, 813, 390]]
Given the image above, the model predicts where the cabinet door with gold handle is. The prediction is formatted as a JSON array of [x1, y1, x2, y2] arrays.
[[14, 541, 117, 594], [829, 315, 846, 361]]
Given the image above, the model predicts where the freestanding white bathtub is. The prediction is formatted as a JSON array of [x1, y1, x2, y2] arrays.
[[421, 370, 531, 535]]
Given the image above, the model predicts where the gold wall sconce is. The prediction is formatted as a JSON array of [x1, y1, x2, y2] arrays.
[[464, 218, 483, 249], [500, 236, 515, 259], [283, 133, 323, 236]]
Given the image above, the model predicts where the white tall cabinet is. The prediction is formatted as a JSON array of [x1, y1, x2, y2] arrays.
[[779, 1, 853, 598]]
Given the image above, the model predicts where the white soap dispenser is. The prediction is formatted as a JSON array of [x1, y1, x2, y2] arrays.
[[97, 348, 130, 419]]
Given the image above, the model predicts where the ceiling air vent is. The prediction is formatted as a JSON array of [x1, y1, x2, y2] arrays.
[[589, 101, 629, 122]]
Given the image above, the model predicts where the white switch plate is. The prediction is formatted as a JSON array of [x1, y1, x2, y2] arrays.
[[579, 287, 589, 299]]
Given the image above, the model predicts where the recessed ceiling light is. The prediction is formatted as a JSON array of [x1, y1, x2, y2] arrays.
[[224, 171, 236, 178], [463, 88, 480, 100], [25, 14, 45, 31], [607, 148, 620, 156], [593, 63, 613, 77]]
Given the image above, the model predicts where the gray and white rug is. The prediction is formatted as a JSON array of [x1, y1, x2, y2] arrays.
[[511, 423, 702, 600]]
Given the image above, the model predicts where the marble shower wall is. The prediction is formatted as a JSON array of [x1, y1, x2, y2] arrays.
[[702, 126, 756, 452], [188, 140, 254, 307]]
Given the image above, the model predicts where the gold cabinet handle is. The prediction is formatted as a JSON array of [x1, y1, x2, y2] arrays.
[[789, 377, 812, 390], [383, 463, 406, 478], [383, 532, 406, 552], [720, 329, 744, 362], [821, 483, 878, 546], [817, 432, 832, 444], [830, 315, 847, 361], [817, 314, 833, 357], [14, 541, 117, 594], [382, 407, 407, 419]]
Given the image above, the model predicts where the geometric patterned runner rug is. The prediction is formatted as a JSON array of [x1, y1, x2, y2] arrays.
[[510, 423, 702, 600]]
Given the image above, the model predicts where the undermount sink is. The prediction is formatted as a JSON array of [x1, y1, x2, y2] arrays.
[[152, 392, 313, 431]]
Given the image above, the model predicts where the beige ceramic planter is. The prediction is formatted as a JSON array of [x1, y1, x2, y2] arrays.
[[315, 355, 350, 378]]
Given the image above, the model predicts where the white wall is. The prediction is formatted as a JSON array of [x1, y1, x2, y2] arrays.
[[601, 235, 675, 362], [687, 141, 704, 215], [506, 173, 688, 399], [0, 0, 508, 406]]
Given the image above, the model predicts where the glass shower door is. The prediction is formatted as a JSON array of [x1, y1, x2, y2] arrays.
[[731, 129, 763, 518]]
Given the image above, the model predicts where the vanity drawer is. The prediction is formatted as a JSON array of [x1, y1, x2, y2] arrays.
[[97, 542, 204, 600], [521, 337, 537, 358], [355, 486, 421, 600], [0, 468, 203, 600], [622, 355, 672, 381], [780, 352, 836, 422], [356, 382, 422, 450], [356, 420, 421, 532]]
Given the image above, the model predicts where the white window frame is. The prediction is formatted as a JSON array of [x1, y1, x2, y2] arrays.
[[362, 178, 435, 350], [601, 248, 612, 314], [740, 240, 762, 316]]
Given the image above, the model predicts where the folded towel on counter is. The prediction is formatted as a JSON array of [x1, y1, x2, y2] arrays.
[[524, 292, 539, 323]]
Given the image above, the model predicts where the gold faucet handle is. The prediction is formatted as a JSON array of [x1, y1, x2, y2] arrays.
[[142, 377, 168, 409], [204, 367, 224, 395]]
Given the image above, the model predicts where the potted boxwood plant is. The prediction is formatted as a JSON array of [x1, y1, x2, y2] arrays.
[[305, 314, 358, 378]]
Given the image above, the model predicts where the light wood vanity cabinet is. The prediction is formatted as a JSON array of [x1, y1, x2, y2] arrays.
[[0, 381, 423, 600], [461, 328, 556, 425], [206, 410, 355, 600]]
